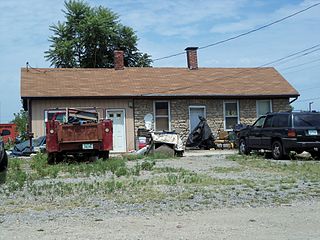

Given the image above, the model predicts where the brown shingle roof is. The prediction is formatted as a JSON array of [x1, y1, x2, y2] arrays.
[[21, 67, 299, 98]]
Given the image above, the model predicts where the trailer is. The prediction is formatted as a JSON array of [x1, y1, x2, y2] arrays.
[[46, 108, 112, 164]]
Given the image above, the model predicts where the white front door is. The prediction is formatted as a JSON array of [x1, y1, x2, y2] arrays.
[[189, 107, 206, 132], [106, 110, 126, 152]]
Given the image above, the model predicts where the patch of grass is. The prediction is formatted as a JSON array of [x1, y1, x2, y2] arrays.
[[155, 170, 252, 187], [6, 158, 28, 191], [211, 166, 244, 173], [141, 160, 156, 171], [146, 152, 174, 160], [153, 167, 184, 173], [121, 154, 144, 161], [228, 154, 320, 182]]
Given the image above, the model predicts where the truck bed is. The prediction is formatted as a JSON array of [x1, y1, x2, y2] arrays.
[[58, 123, 103, 143]]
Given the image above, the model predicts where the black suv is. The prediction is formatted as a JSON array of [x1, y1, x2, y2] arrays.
[[0, 129, 10, 172], [238, 111, 320, 160]]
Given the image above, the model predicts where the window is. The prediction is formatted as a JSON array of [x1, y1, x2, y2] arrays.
[[272, 114, 289, 128], [264, 115, 273, 128], [224, 101, 239, 130], [294, 114, 320, 127], [154, 101, 170, 131], [256, 100, 272, 117], [44, 110, 66, 123], [252, 116, 266, 128]]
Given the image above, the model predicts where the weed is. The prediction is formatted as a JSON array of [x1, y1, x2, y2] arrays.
[[146, 152, 174, 160], [121, 154, 144, 161], [141, 160, 156, 171]]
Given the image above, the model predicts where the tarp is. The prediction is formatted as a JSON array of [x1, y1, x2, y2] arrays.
[[151, 132, 184, 151], [12, 136, 46, 156], [186, 116, 215, 149]]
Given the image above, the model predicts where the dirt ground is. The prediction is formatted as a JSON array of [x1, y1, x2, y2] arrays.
[[1, 150, 320, 239], [1, 201, 320, 240]]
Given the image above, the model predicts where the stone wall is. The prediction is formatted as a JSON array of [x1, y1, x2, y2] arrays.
[[272, 98, 291, 112], [133, 98, 291, 144]]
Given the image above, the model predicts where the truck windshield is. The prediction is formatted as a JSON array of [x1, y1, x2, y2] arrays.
[[294, 114, 320, 127]]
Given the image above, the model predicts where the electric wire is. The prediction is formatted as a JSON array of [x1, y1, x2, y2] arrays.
[[143, 43, 320, 95], [152, 2, 320, 62]]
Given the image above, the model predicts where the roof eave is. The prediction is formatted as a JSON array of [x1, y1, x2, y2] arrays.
[[21, 93, 300, 99]]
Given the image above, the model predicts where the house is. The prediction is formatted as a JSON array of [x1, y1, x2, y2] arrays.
[[21, 47, 299, 152]]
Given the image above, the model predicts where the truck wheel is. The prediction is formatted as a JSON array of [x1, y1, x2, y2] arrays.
[[239, 139, 250, 155], [310, 151, 320, 160], [47, 153, 55, 165], [99, 151, 109, 160], [0, 152, 8, 172], [271, 141, 286, 160]]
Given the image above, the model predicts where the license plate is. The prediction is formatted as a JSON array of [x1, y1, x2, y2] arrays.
[[308, 130, 318, 136], [82, 144, 93, 150]]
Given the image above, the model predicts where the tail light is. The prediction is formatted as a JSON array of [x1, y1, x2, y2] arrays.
[[288, 129, 296, 138]]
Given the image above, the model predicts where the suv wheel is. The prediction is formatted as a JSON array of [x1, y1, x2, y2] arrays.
[[310, 151, 320, 160], [239, 139, 250, 155], [272, 141, 285, 160]]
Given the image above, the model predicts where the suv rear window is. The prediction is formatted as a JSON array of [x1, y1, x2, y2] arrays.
[[294, 114, 320, 127]]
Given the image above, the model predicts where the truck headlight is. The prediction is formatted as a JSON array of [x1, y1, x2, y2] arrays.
[[105, 128, 110, 133], [50, 130, 54, 134]]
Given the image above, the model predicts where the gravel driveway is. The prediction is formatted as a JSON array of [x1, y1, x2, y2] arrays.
[[1, 151, 320, 239]]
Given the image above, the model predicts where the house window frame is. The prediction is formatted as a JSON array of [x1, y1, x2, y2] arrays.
[[188, 105, 206, 133], [153, 100, 171, 131], [44, 109, 66, 123], [223, 100, 239, 131], [256, 100, 272, 117]]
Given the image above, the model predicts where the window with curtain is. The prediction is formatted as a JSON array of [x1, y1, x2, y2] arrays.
[[257, 100, 272, 117], [224, 101, 239, 130], [154, 101, 170, 131]]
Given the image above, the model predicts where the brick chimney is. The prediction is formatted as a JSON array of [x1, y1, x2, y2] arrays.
[[185, 47, 198, 70], [114, 50, 124, 70]]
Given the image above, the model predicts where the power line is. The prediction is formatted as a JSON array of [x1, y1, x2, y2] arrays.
[[295, 96, 320, 103], [282, 63, 320, 75], [279, 57, 320, 71], [152, 2, 320, 62], [144, 43, 320, 95], [259, 46, 320, 67]]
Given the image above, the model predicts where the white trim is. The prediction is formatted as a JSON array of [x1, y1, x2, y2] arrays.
[[44, 109, 65, 122], [256, 100, 272, 117], [188, 105, 206, 132], [223, 100, 239, 131], [106, 108, 127, 152], [153, 100, 171, 131]]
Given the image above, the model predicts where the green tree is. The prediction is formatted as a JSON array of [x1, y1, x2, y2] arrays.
[[45, 0, 152, 68], [11, 109, 28, 140]]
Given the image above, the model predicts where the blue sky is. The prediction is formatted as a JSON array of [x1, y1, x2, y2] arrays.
[[0, 0, 319, 122]]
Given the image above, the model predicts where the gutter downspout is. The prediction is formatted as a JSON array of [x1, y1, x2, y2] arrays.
[[289, 97, 298, 104]]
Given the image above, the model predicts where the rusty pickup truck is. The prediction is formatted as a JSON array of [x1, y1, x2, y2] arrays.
[[46, 108, 112, 163]]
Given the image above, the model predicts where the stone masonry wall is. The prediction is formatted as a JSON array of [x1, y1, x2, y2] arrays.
[[272, 98, 291, 112], [133, 98, 291, 145]]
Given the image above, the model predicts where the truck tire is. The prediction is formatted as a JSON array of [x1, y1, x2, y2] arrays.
[[0, 152, 8, 172], [99, 151, 109, 160], [310, 151, 320, 160], [239, 139, 250, 155], [271, 141, 287, 160], [47, 153, 55, 165]]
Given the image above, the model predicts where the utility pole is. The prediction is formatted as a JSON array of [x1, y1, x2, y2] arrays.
[[309, 102, 314, 111]]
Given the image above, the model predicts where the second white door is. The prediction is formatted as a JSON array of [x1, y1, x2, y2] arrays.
[[106, 110, 126, 152]]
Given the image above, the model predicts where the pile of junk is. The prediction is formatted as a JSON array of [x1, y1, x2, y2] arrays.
[[185, 116, 242, 150], [133, 116, 243, 157], [135, 129, 184, 157]]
